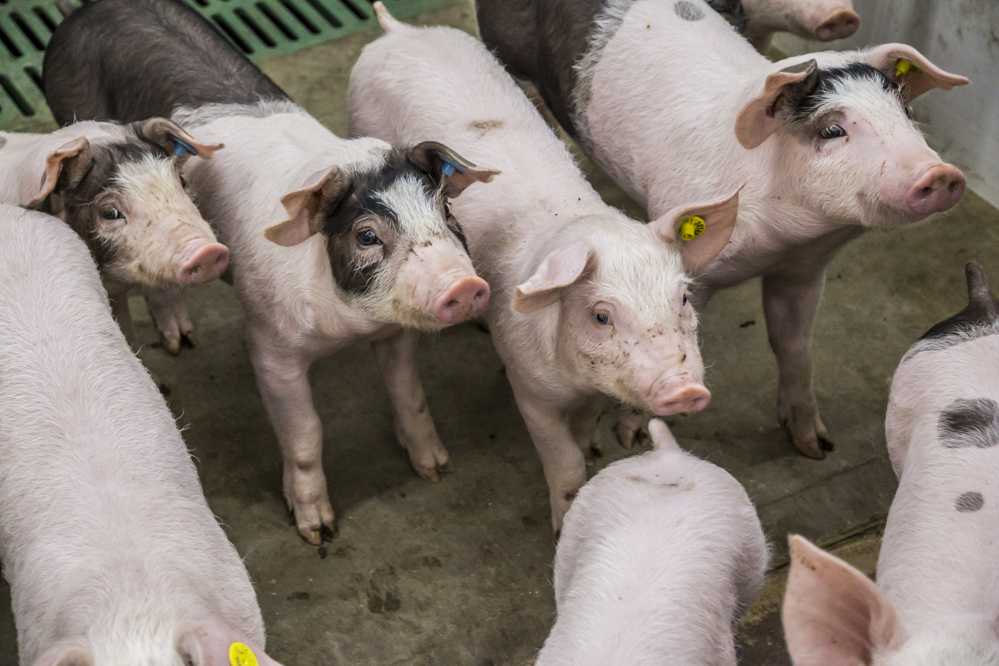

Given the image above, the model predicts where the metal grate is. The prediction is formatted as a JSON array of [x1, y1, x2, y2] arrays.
[[0, 0, 459, 132]]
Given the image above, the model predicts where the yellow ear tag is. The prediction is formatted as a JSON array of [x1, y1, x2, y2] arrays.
[[895, 59, 921, 78], [679, 216, 706, 241], [229, 642, 259, 666]]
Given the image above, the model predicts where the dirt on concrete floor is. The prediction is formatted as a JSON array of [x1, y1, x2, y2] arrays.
[[1, 3, 997, 665]]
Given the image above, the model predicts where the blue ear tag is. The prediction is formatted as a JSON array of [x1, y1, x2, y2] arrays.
[[440, 157, 464, 177], [171, 137, 198, 158]]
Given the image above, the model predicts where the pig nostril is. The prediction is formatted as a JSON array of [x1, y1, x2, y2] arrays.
[[920, 186, 933, 198]]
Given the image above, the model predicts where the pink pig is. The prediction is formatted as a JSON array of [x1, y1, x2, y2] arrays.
[[783, 263, 999, 665], [350, 4, 741, 531]]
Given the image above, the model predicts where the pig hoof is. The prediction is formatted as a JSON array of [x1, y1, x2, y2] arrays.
[[615, 422, 636, 449], [181, 331, 198, 349], [416, 466, 441, 483], [589, 444, 603, 458], [162, 336, 182, 356], [299, 522, 338, 546], [438, 459, 456, 475], [794, 439, 827, 460], [819, 436, 835, 452]]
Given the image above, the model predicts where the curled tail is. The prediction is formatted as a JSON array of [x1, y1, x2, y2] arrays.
[[372, 2, 404, 32], [648, 419, 682, 453]]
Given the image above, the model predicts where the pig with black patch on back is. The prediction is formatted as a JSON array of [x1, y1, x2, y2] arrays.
[[782, 262, 999, 666], [43, 0, 493, 546], [475, 0, 969, 459], [0, 203, 281, 666], [0, 118, 227, 352], [477, 0, 858, 74], [350, 4, 742, 531], [537, 418, 767, 665]]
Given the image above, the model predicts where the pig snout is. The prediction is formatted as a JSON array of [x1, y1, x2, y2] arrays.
[[906, 164, 966, 216], [813, 8, 860, 41], [177, 242, 229, 286], [653, 382, 711, 416], [433, 275, 490, 324]]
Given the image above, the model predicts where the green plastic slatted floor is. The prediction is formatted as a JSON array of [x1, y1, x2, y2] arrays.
[[0, 0, 458, 132]]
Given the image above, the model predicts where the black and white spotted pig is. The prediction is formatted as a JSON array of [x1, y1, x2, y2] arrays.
[[0, 119, 227, 351], [44, 0, 493, 545], [476, 0, 968, 459], [782, 262, 999, 665]]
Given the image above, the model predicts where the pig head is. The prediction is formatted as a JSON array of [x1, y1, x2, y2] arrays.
[[737, 46, 968, 230], [513, 189, 741, 416], [264, 141, 495, 329], [27, 118, 228, 290]]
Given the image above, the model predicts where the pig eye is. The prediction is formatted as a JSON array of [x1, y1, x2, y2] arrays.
[[101, 207, 122, 221], [179, 174, 188, 188], [357, 228, 380, 246], [819, 124, 846, 140], [594, 311, 611, 326], [682, 294, 688, 306]]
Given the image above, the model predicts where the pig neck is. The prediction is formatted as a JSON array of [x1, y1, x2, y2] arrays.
[[877, 338, 999, 641], [178, 106, 401, 347]]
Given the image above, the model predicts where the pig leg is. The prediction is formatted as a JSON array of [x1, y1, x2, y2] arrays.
[[145, 287, 196, 356], [614, 405, 651, 450], [370, 329, 454, 482], [513, 387, 587, 533], [247, 329, 336, 545], [570, 399, 604, 459], [762, 271, 832, 459]]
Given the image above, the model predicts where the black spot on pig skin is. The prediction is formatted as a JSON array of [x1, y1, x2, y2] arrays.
[[675, 1, 705, 21], [939, 398, 999, 449], [956, 491, 984, 513], [476, 0, 604, 138], [43, 0, 288, 126], [920, 262, 999, 342]]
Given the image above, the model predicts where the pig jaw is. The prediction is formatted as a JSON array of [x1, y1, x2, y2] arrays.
[[79, 155, 227, 289]]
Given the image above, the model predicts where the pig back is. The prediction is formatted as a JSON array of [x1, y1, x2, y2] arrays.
[[43, 0, 288, 126], [0, 204, 263, 655], [878, 333, 999, 632], [543, 446, 766, 665]]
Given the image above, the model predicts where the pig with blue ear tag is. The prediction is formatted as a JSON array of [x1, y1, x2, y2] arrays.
[[0, 118, 227, 352], [783, 263, 999, 666], [42, 0, 495, 545]]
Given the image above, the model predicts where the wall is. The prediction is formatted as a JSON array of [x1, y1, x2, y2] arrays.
[[773, 0, 999, 208]]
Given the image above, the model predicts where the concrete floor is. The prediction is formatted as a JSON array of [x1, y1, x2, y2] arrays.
[[2, 3, 998, 664]]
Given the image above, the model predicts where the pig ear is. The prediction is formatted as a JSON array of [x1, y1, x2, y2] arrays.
[[647, 419, 682, 453], [735, 60, 819, 150], [650, 185, 742, 272], [140, 117, 225, 161], [513, 242, 596, 314], [406, 140, 500, 199], [865, 44, 969, 101], [264, 166, 350, 247], [783, 535, 904, 666], [176, 617, 284, 666], [30, 641, 92, 666], [26, 136, 92, 210]]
